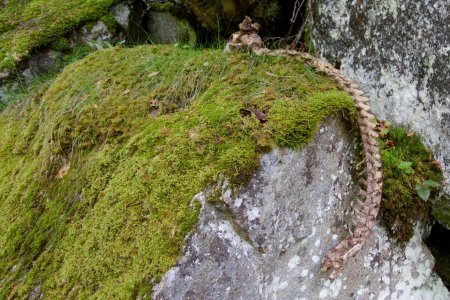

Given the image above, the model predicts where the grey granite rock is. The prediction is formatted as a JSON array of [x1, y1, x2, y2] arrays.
[[311, 0, 450, 193], [153, 116, 449, 299], [23, 48, 62, 77], [111, 3, 131, 31], [146, 11, 196, 46], [68, 20, 113, 50]]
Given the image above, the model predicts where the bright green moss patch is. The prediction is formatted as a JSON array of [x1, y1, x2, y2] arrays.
[[379, 126, 443, 243], [0, 0, 118, 72], [270, 91, 355, 148], [0, 45, 353, 298]]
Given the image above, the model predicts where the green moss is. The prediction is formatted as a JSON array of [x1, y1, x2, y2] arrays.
[[303, 28, 316, 54], [379, 126, 443, 243], [100, 13, 118, 35], [0, 45, 353, 298], [270, 91, 354, 148], [432, 195, 450, 230], [0, 0, 118, 72], [149, 2, 178, 12], [51, 38, 71, 52]]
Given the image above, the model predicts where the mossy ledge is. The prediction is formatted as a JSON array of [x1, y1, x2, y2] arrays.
[[378, 126, 444, 243], [0, 0, 118, 73], [0, 45, 354, 298]]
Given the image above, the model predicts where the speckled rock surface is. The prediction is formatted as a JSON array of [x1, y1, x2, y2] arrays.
[[152, 116, 449, 299], [311, 0, 450, 194]]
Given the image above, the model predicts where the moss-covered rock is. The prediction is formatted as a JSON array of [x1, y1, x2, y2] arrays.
[[0, 0, 118, 73], [0, 45, 354, 298]]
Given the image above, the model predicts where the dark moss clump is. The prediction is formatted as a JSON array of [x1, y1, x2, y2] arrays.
[[0, 45, 353, 298], [51, 38, 71, 52], [432, 195, 450, 230], [379, 126, 443, 244]]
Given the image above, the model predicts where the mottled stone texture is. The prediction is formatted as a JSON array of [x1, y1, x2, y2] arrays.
[[68, 20, 113, 50], [311, 0, 450, 193], [153, 116, 449, 299]]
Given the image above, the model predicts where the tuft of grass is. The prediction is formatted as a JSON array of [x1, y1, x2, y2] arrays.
[[379, 127, 443, 243], [0, 0, 119, 73], [0, 45, 354, 298]]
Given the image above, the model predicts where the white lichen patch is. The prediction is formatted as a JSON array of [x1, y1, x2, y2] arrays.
[[234, 197, 243, 208], [312, 255, 320, 264], [267, 276, 289, 295], [319, 289, 328, 299], [321, 278, 343, 298], [247, 206, 260, 221], [288, 256, 301, 269]]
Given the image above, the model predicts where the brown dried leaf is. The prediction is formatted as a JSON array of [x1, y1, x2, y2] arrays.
[[239, 108, 267, 123], [239, 108, 251, 117], [374, 120, 389, 132], [158, 127, 172, 138], [385, 139, 395, 147], [407, 131, 415, 137]]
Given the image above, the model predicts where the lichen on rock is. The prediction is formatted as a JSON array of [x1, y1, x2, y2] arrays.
[[153, 116, 449, 299]]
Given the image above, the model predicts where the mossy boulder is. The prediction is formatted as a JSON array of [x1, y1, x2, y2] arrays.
[[0, 45, 354, 298], [0, 0, 118, 73]]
